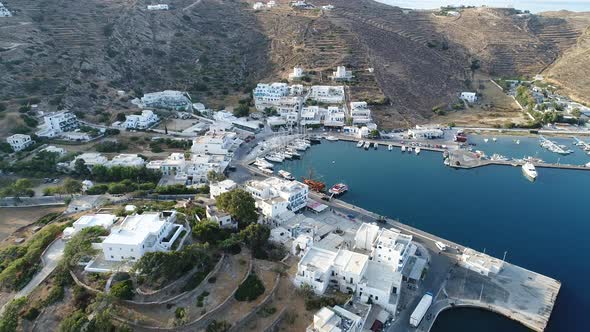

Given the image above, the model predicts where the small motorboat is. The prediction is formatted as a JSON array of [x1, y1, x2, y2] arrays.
[[388, 144, 393, 151], [401, 145, 406, 152], [415, 147, 421, 155], [357, 140, 364, 148]]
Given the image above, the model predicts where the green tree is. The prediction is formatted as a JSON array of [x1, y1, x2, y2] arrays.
[[110, 279, 134, 300], [233, 104, 250, 118], [0, 297, 27, 332], [58, 310, 88, 332], [239, 223, 270, 253], [63, 178, 82, 194], [216, 189, 257, 227], [0, 178, 34, 199], [192, 220, 228, 245], [74, 159, 90, 177], [207, 170, 226, 183], [0, 142, 13, 153]]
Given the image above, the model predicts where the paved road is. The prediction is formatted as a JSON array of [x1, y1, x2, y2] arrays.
[[0, 238, 65, 314]]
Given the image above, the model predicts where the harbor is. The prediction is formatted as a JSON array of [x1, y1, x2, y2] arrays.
[[237, 138, 590, 332]]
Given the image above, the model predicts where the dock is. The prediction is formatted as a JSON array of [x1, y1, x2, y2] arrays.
[[448, 149, 590, 171]]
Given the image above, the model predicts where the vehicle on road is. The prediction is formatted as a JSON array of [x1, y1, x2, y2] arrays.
[[410, 292, 433, 327]]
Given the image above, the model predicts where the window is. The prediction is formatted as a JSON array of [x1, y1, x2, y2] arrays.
[[109, 247, 112, 251], [111, 255, 114, 259], [130, 248, 134, 252], [375, 296, 379, 301]]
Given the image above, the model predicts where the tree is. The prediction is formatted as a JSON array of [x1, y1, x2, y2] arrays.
[[110, 279, 134, 300], [0, 142, 12, 153], [239, 223, 270, 253], [207, 170, 226, 183], [63, 178, 82, 194], [116, 113, 126, 122], [192, 220, 228, 245], [0, 178, 34, 199], [216, 189, 258, 227], [74, 158, 90, 177], [59, 310, 89, 332], [233, 104, 250, 118]]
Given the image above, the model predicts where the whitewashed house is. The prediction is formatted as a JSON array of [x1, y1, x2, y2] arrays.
[[307, 305, 367, 332], [147, 152, 187, 175], [408, 126, 444, 139], [310, 86, 345, 104], [106, 154, 146, 168], [246, 177, 309, 217], [63, 214, 117, 240], [147, 4, 168, 10], [41, 145, 67, 156], [6, 134, 34, 152], [460, 92, 477, 103], [289, 66, 304, 81], [349, 102, 372, 125], [36, 111, 79, 137], [71, 153, 108, 169], [101, 211, 184, 262], [209, 179, 237, 199], [253, 83, 290, 110], [138, 90, 192, 111], [191, 131, 237, 156], [124, 110, 159, 129], [206, 205, 237, 229], [331, 66, 353, 81]]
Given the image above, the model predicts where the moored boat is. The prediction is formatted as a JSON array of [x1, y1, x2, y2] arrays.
[[415, 147, 421, 155], [278, 170, 295, 181], [363, 141, 371, 150], [254, 158, 274, 169], [326, 136, 338, 141], [522, 162, 538, 181], [401, 145, 406, 152], [357, 140, 364, 148], [388, 144, 393, 151], [328, 183, 349, 196]]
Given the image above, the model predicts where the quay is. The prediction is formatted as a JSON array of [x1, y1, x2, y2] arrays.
[[239, 162, 561, 332], [448, 149, 590, 171]]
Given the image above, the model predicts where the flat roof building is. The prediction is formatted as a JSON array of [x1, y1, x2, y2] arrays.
[[6, 134, 33, 152]]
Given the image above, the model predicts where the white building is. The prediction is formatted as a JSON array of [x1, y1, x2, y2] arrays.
[[63, 214, 117, 240], [460, 92, 477, 103], [147, 152, 186, 175], [253, 83, 290, 110], [349, 102, 372, 125], [253, 1, 265, 9], [6, 134, 33, 152], [137, 90, 192, 111], [331, 66, 353, 81], [408, 126, 444, 139], [310, 86, 345, 104], [101, 211, 184, 262], [71, 153, 109, 169], [36, 111, 79, 137], [106, 154, 146, 168], [147, 4, 168, 10], [41, 145, 67, 156], [460, 248, 503, 276], [206, 205, 237, 229], [307, 306, 366, 332], [210, 179, 237, 199], [246, 177, 309, 218], [123, 110, 159, 129], [289, 66, 305, 81], [191, 131, 237, 156], [295, 223, 409, 313], [301, 106, 345, 127], [148, 152, 228, 185]]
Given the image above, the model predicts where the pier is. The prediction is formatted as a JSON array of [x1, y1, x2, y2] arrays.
[[448, 149, 590, 171], [240, 161, 561, 332]]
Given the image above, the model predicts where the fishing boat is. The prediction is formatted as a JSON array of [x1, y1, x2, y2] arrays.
[[357, 140, 364, 148], [415, 147, 421, 155], [401, 145, 406, 152], [278, 170, 295, 181], [522, 162, 538, 181], [388, 144, 393, 151], [254, 158, 274, 169], [328, 183, 349, 196], [326, 136, 338, 141]]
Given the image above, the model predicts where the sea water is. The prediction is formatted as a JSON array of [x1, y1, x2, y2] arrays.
[[279, 141, 590, 331]]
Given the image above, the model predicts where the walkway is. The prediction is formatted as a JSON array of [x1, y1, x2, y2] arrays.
[[0, 239, 65, 314]]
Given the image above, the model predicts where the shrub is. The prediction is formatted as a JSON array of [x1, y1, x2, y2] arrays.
[[110, 279, 134, 300], [42, 285, 65, 306], [234, 273, 265, 302], [0, 297, 27, 331]]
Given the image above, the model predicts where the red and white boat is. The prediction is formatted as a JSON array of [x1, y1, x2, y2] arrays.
[[328, 183, 349, 195]]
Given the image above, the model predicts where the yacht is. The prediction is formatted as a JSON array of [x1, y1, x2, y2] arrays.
[[388, 144, 393, 151], [363, 141, 371, 150], [522, 162, 538, 181], [357, 140, 364, 148], [278, 170, 295, 181], [259, 167, 274, 175], [287, 148, 301, 159], [415, 147, 421, 155], [265, 153, 284, 163], [281, 151, 293, 159], [254, 158, 273, 169], [401, 145, 406, 152]]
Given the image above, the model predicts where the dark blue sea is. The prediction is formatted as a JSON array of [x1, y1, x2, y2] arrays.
[[279, 140, 590, 332]]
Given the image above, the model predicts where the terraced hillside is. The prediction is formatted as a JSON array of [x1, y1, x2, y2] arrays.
[[0, 0, 269, 132]]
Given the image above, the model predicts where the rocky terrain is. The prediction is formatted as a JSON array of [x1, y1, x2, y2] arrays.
[[0, 0, 589, 131]]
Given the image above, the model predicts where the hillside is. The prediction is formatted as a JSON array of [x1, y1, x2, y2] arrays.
[[0, 0, 589, 132], [542, 12, 590, 105], [0, 0, 270, 135]]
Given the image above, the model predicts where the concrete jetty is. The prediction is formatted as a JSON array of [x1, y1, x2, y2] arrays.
[[448, 149, 590, 171]]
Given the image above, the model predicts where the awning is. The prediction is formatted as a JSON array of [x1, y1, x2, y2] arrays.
[[306, 200, 328, 213]]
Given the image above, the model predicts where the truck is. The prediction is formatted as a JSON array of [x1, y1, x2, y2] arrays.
[[435, 241, 447, 251], [409, 292, 433, 327]]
